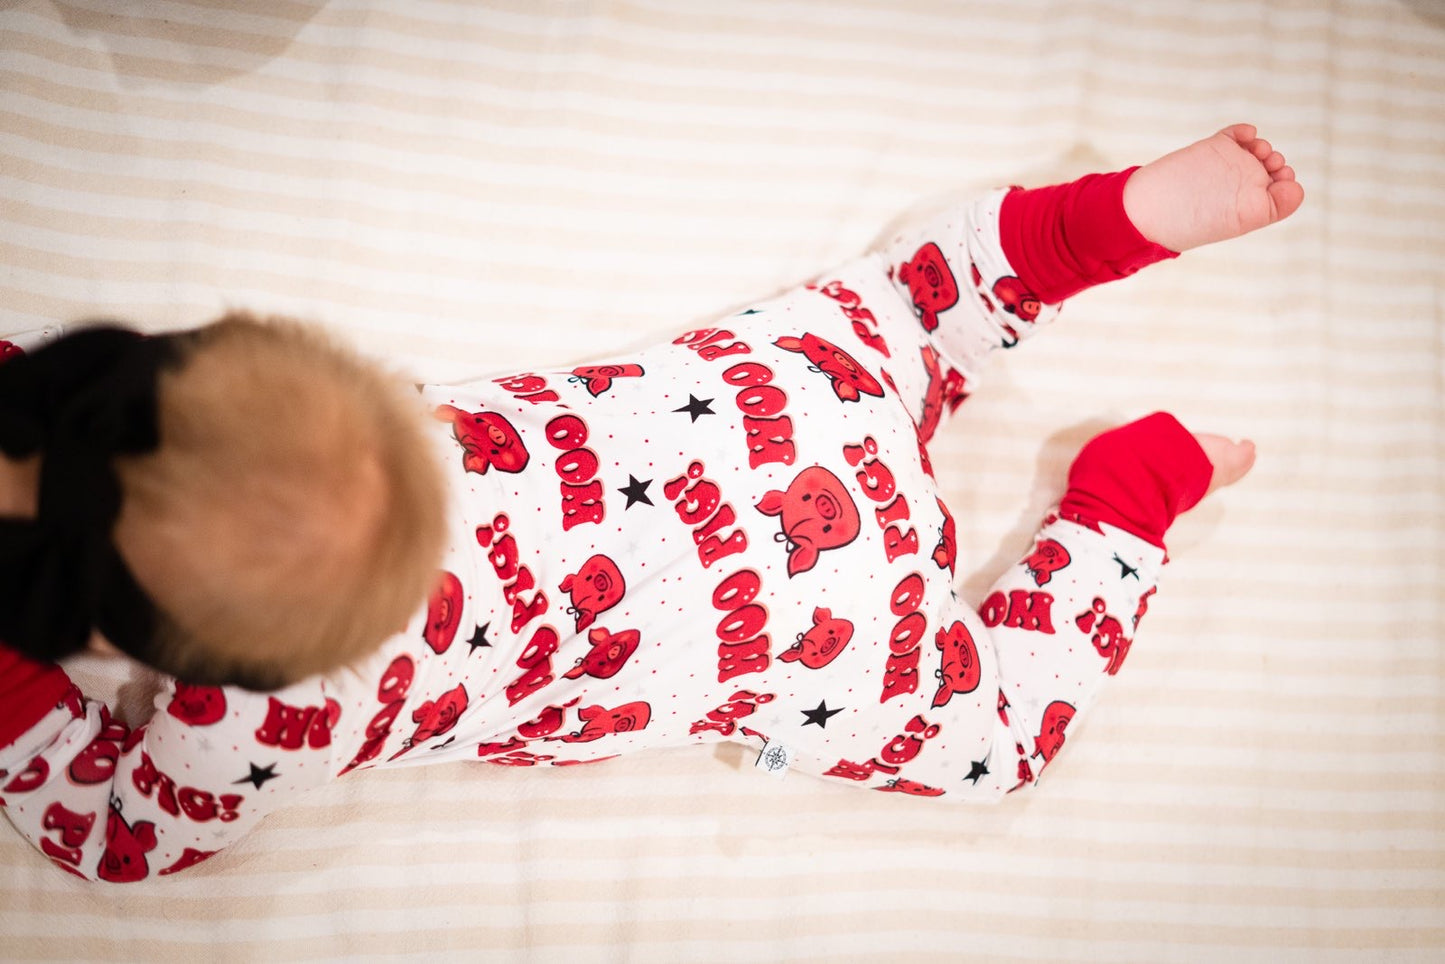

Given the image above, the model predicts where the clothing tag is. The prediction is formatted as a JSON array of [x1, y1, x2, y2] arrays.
[[754, 740, 794, 778]]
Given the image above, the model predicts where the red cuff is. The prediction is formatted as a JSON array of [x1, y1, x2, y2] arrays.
[[1059, 412, 1214, 549], [0, 642, 73, 748], [998, 167, 1179, 305]]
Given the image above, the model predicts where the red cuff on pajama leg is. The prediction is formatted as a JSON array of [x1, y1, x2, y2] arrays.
[[1060, 412, 1215, 549], [999, 167, 1179, 305]]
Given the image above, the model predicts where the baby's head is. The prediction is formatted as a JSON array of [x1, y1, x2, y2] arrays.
[[5, 313, 448, 689]]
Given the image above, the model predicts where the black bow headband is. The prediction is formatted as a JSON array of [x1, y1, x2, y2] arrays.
[[0, 326, 179, 665]]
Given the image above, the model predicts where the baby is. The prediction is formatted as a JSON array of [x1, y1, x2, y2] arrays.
[[0, 125, 1300, 882]]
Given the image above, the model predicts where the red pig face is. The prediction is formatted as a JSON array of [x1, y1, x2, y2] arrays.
[[774, 333, 884, 403], [1034, 700, 1075, 765], [563, 626, 640, 680], [559, 700, 652, 743], [97, 806, 157, 883], [755, 466, 861, 577], [167, 683, 228, 726], [1023, 538, 1071, 586], [434, 405, 530, 474], [778, 607, 854, 669], [991, 276, 1041, 348], [932, 619, 981, 708], [897, 242, 960, 332], [569, 363, 644, 397], [424, 570, 464, 654], [559, 554, 626, 632], [408, 683, 468, 744]]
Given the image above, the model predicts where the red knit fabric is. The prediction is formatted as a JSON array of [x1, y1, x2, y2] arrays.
[[998, 167, 1179, 305], [1060, 412, 1214, 549], [0, 643, 72, 749]]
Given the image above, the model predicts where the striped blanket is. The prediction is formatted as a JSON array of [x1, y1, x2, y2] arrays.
[[1, 1, 1441, 959]]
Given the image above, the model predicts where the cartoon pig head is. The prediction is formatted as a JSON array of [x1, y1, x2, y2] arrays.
[[755, 466, 861, 577], [558, 700, 652, 743], [569, 363, 644, 397], [932, 619, 981, 708], [167, 683, 228, 727], [991, 275, 1040, 347], [774, 333, 884, 403], [1023, 538, 1071, 586], [97, 805, 157, 883], [434, 405, 529, 474], [559, 554, 625, 632], [897, 242, 960, 332], [1034, 700, 1075, 765], [778, 607, 854, 669], [562, 626, 641, 680], [408, 683, 468, 744]]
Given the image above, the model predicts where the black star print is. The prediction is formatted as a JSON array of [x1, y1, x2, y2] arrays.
[[467, 622, 492, 654], [618, 475, 654, 509], [800, 700, 844, 728], [673, 395, 715, 422], [235, 763, 280, 790], [736, 307, 762, 316], [1114, 553, 1139, 580], [965, 759, 989, 784]]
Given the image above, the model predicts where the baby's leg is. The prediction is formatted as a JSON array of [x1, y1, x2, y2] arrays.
[[976, 413, 1254, 794], [872, 125, 1302, 440]]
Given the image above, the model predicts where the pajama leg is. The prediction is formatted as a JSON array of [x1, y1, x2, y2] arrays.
[[861, 168, 1175, 444], [745, 411, 1212, 802], [973, 412, 1212, 795]]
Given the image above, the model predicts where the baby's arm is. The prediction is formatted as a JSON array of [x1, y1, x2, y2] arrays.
[[0, 647, 337, 882]]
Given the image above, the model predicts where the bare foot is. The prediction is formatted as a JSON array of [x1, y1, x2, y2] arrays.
[[1194, 433, 1256, 498], [1123, 124, 1305, 253]]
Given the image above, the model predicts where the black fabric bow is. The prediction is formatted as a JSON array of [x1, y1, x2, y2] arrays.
[[0, 326, 178, 664]]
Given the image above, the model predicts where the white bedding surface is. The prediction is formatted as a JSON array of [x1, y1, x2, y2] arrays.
[[1, 1, 1441, 960]]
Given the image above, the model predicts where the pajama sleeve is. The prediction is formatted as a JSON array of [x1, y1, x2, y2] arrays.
[[0, 648, 341, 882]]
